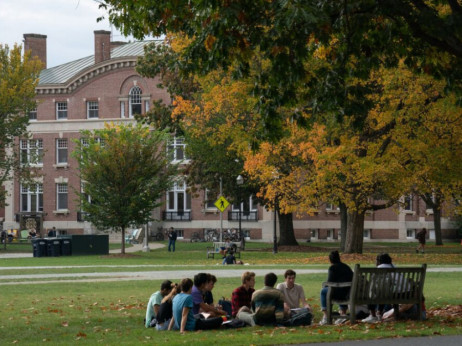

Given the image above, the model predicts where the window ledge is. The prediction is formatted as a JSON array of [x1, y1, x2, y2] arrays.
[[403, 210, 415, 215], [53, 209, 70, 215], [425, 209, 434, 215], [202, 208, 218, 214], [326, 209, 340, 214], [53, 163, 69, 169]]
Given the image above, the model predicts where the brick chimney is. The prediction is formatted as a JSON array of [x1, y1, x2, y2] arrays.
[[23, 34, 47, 69], [94, 30, 111, 64]]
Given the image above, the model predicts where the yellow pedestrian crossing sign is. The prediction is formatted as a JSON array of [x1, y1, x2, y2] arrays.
[[215, 196, 230, 212]]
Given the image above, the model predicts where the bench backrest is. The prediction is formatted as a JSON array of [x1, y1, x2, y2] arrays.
[[350, 264, 427, 305]]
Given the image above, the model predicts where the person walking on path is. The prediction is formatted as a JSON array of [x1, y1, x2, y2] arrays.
[[168, 227, 177, 252], [416, 228, 427, 253]]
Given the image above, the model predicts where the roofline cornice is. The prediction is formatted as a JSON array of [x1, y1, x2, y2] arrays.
[[36, 57, 139, 95]]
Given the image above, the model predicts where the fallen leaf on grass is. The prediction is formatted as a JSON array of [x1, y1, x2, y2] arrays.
[[61, 321, 69, 327]]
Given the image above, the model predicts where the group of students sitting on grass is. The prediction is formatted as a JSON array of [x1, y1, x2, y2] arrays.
[[145, 251, 426, 332], [145, 270, 312, 332]]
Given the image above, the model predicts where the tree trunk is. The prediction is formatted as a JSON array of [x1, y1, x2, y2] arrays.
[[433, 206, 443, 246], [344, 209, 365, 254], [121, 227, 126, 254], [339, 202, 348, 252], [278, 212, 298, 246]]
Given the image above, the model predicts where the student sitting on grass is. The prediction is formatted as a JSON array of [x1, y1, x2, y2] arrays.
[[169, 278, 224, 333], [192, 273, 227, 317], [155, 283, 178, 330], [145, 280, 174, 328]]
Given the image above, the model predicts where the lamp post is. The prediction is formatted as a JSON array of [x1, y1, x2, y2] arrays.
[[273, 197, 278, 254], [236, 174, 244, 250], [142, 223, 150, 252]]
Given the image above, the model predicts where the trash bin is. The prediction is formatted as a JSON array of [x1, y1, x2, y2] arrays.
[[46, 238, 62, 257], [61, 237, 72, 256], [32, 238, 48, 257]]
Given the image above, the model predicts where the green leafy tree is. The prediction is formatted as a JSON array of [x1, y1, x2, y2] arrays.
[[0, 44, 42, 207], [99, 1, 462, 123], [72, 123, 177, 254]]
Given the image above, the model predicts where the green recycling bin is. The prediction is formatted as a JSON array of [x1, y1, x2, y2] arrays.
[[70, 235, 109, 255]]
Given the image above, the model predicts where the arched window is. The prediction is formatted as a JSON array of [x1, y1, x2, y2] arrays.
[[129, 86, 142, 117]]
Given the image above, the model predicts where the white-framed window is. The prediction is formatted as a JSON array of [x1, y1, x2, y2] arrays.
[[168, 137, 187, 162], [129, 86, 142, 117], [145, 100, 150, 112], [80, 137, 105, 148], [87, 101, 99, 119], [326, 203, 340, 213], [20, 139, 43, 165], [56, 183, 68, 210], [205, 189, 218, 209], [326, 229, 333, 239], [232, 195, 257, 214], [56, 139, 68, 164], [404, 194, 413, 211], [20, 183, 43, 212], [364, 229, 371, 239], [425, 194, 436, 214], [28, 106, 37, 121], [311, 229, 318, 239], [120, 101, 125, 118], [167, 181, 191, 212], [406, 229, 415, 239], [81, 182, 91, 204], [56, 102, 68, 119]]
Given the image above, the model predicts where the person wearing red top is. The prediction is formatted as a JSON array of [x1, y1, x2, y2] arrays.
[[231, 271, 255, 317]]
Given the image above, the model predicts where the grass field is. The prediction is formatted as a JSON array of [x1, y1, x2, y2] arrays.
[[1, 241, 461, 345]]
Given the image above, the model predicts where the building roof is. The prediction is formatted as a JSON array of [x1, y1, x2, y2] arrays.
[[38, 40, 157, 85]]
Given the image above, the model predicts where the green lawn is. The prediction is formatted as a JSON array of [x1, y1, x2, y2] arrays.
[[1, 241, 461, 344]]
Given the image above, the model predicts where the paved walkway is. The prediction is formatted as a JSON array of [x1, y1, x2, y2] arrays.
[[0, 241, 163, 258], [304, 335, 462, 346]]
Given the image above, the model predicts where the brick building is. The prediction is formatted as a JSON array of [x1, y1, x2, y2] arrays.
[[1, 31, 457, 242]]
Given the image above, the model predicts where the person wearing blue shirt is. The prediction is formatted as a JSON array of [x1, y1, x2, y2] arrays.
[[170, 278, 224, 333]]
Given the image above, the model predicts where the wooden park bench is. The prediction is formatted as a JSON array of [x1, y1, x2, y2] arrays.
[[324, 263, 427, 324], [206, 241, 241, 259]]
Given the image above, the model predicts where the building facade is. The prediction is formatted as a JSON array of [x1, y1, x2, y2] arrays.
[[1, 31, 457, 242]]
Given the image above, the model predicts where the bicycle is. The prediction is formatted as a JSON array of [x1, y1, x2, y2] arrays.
[[190, 232, 202, 242], [154, 227, 165, 241], [204, 229, 218, 242]]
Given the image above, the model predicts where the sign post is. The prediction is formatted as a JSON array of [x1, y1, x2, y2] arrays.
[[214, 195, 230, 242]]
